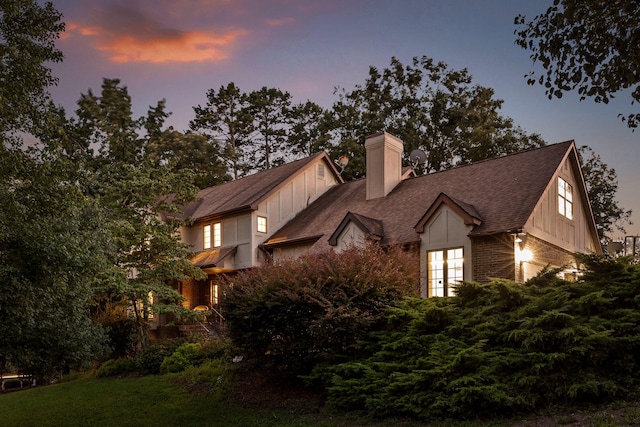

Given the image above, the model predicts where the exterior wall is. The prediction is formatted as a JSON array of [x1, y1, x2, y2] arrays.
[[419, 205, 473, 297], [516, 233, 577, 282], [272, 242, 316, 261], [254, 158, 339, 265], [174, 279, 206, 310], [527, 156, 598, 255], [471, 234, 515, 283], [335, 222, 367, 252]]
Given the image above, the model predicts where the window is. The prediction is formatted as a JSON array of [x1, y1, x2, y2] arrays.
[[210, 281, 219, 306], [257, 216, 267, 233], [428, 247, 463, 297], [558, 177, 573, 219], [318, 164, 325, 178], [203, 225, 211, 249], [213, 222, 221, 247]]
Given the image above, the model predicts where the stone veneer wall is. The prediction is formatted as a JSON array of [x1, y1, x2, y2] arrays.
[[471, 234, 515, 283]]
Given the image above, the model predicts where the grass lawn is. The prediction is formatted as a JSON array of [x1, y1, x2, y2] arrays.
[[2, 373, 640, 427], [0, 375, 318, 427]]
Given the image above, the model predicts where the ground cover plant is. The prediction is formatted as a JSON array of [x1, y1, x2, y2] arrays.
[[307, 255, 640, 421]]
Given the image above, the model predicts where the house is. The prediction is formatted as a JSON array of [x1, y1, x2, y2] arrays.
[[168, 151, 343, 314], [175, 131, 601, 307]]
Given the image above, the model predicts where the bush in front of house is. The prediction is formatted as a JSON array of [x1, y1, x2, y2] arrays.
[[222, 244, 419, 374], [160, 342, 202, 374], [96, 358, 136, 378], [308, 255, 640, 421]]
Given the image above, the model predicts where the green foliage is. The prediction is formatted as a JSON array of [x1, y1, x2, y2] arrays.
[[168, 359, 232, 398], [0, 0, 64, 144], [96, 358, 136, 378], [578, 145, 632, 240], [160, 342, 202, 374], [325, 55, 544, 179], [135, 341, 181, 374], [515, 0, 640, 128], [223, 244, 419, 374], [309, 257, 640, 421]]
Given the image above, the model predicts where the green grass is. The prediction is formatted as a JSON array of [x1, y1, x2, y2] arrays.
[[0, 375, 313, 427], [2, 374, 639, 427]]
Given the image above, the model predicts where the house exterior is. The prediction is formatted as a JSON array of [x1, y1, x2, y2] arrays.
[[174, 131, 601, 308], [168, 152, 343, 314]]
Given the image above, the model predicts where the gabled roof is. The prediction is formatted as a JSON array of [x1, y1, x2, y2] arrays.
[[328, 212, 384, 246], [177, 152, 340, 222], [415, 193, 482, 232], [266, 141, 578, 251]]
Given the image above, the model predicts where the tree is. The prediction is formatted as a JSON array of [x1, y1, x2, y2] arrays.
[[0, 0, 64, 146], [578, 146, 632, 240], [0, 146, 110, 379], [288, 100, 332, 158], [190, 83, 254, 179], [324, 56, 543, 179], [246, 86, 292, 170], [68, 78, 206, 346], [515, 1, 640, 128], [0, 0, 109, 379]]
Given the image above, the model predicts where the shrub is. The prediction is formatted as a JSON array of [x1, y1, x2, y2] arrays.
[[168, 359, 232, 397], [310, 257, 640, 421], [136, 339, 190, 374], [222, 244, 419, 374], [96, 358, 136, 378], [160, 342, 202, 374]]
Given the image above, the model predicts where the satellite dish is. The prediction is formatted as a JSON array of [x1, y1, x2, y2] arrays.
[[409, 149, 427, 168], [606, 241, 624, 254]]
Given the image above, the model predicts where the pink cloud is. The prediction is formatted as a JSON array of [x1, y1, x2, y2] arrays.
[[97, 29, 247, 63]]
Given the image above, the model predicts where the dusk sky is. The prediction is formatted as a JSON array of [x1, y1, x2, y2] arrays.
[[48, 0, 639, 239]]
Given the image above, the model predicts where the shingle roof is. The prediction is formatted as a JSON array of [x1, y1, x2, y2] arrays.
[[179, 152, 336, 222], [265, 141, 575, 251]]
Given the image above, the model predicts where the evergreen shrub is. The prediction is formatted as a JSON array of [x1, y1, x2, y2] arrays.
[[309, 255, 640, 421]]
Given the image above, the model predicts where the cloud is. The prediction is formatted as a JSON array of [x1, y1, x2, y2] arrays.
[[98, 29, 247, 63], [265, 17, 296, 27], [66, 1, 247, 64]]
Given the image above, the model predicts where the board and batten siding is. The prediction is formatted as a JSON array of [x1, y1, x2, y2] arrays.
[[526, 156, 598, 255]]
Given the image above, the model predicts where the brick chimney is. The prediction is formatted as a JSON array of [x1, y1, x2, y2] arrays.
[[365, 132, 404, 200]]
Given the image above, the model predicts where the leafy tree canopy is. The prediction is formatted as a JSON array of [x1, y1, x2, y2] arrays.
[[515, 0, 640, 128], [0, 0, 64, 145], [578, 145, 632, 240], [325, 56, 544, 179]]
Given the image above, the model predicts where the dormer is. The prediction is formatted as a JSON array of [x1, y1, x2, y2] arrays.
[[365, 132, 403, 200]]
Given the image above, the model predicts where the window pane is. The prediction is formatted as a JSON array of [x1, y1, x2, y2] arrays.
[[213, 223, 221, 247], [257, 216, 267, 233], [203, 225, 211, 249], [428, 250, 444, 297]]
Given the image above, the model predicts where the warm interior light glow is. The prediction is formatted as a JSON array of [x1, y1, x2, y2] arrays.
[[516, 248, 533, 263]]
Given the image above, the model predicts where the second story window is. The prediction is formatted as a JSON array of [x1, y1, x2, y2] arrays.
[[558, 177, 573, 219], [257, 216, 267, 233], [213, 222, 221, 247], [203, 225, 211, 249]]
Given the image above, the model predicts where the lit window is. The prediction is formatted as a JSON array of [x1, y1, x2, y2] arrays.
[[257, 216, 267, 233], [213, 222, 221, 247], [210, 281, 219, 306], [428, 247, 463, 297], [203, 225, 211, 249], [558, 177, 573, 219]]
